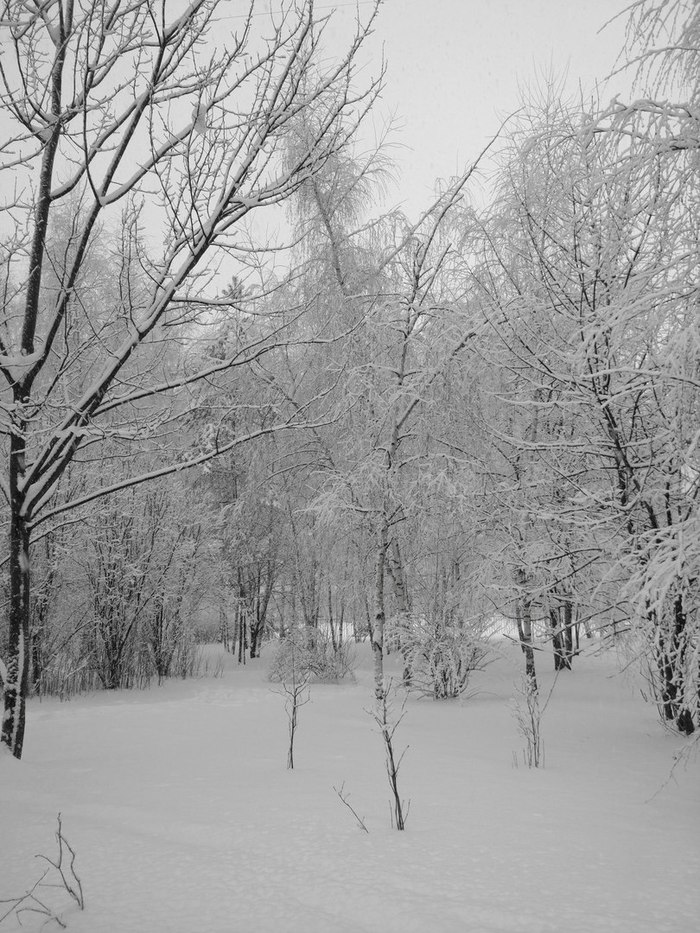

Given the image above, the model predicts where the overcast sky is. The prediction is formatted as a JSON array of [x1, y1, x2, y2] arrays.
[[326, 0, 634, 217]]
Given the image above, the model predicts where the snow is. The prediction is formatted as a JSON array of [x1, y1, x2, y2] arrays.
[[1, 643, 698, 933]]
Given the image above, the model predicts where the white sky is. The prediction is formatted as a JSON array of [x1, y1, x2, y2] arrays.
[[325, 0, 634, 217]]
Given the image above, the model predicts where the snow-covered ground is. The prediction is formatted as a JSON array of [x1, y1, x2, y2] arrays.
[[1, 642, 698, 933]]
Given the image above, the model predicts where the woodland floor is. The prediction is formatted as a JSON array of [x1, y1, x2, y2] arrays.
[[1, 639, 698, 933]]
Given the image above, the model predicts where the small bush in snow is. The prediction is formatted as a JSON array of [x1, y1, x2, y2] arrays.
[[269, 627, 355, 683], [393, 615, 490, 699]]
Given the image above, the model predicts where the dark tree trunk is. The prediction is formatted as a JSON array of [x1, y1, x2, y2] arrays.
[[237, 614, 246, 664], [31, 630, 42, 688], [563, 600, 574, 664], [550, 607, 571, 672], [515, 602, 525, 648], [520, 597, 537, 691], [2, 426, 31, 758], [657, 596, 695, 735], [249, 619, 263, 659]]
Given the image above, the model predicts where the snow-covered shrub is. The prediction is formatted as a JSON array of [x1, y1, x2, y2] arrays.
[[393, 615, 490, 699], [269, 626, 355, 683]]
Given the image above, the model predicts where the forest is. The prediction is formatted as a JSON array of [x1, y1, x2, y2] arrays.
[[0, 0, 698, 759], [0, 0, 698, 763], [0, 2, 698, 931], [0, 2, 700, 744]]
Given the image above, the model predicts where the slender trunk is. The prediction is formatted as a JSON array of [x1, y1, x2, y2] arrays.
[[515, 601, 526, 650], [328, 583, 337, 652], [219, 606, 230, 652], [249, 593, 259, 659], [363, 593, 372, 643], [236, 608, 246, 665], [372, 524, 388, 702], [287, 686, 301, 770], [31, 630, 42, 688], [31, 536, 56, 689]]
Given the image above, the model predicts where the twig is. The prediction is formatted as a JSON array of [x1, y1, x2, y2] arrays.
[[0, 868, 67, 929], [36, 813, 85, 910], [0, 813, 84, 930], [333, 782, 369, 833]]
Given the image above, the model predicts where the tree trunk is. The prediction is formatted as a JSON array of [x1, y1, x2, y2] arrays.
[[363, 593, 372, 644], [236, 608, 247, 665], [388, 537, 410, 615], [657, 595, 695, 735], [1, 427, 31, 758], [387, 536, 412, 685], [219, 606, 231, 652], [30, 536, 56, 690], [515, 601, 526, 649], [328, 583, 337, 652], [549, 605, 571, 671], [521, 597, 538, 691], [563, 600, 574, 664], [249, 618, 262, 659], [372, 524, 388, 702]]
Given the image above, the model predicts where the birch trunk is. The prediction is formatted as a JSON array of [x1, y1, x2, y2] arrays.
[[521, 597, 538, 692], [372, 524, 389, 702]]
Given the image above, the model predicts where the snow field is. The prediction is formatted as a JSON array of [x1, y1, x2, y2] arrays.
[[1, 643, 698, 933]]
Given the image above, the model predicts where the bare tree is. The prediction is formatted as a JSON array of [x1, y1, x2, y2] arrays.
[[0, 0, 381, 758]]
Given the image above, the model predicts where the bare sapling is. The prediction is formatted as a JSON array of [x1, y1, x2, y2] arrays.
[[270, 630, 311, 768], [282, 672, 311, 770], [369, 687, 411, 830], [513, 675, 544, 768], [273, 629, 311, 769], [512, 672, 559, 768], [0, 813, 84, 929], [370, 523, 410, 828]]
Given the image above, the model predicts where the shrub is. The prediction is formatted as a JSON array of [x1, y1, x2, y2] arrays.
[[393, 615, 490, 699], [269, 626, 355, 683]]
